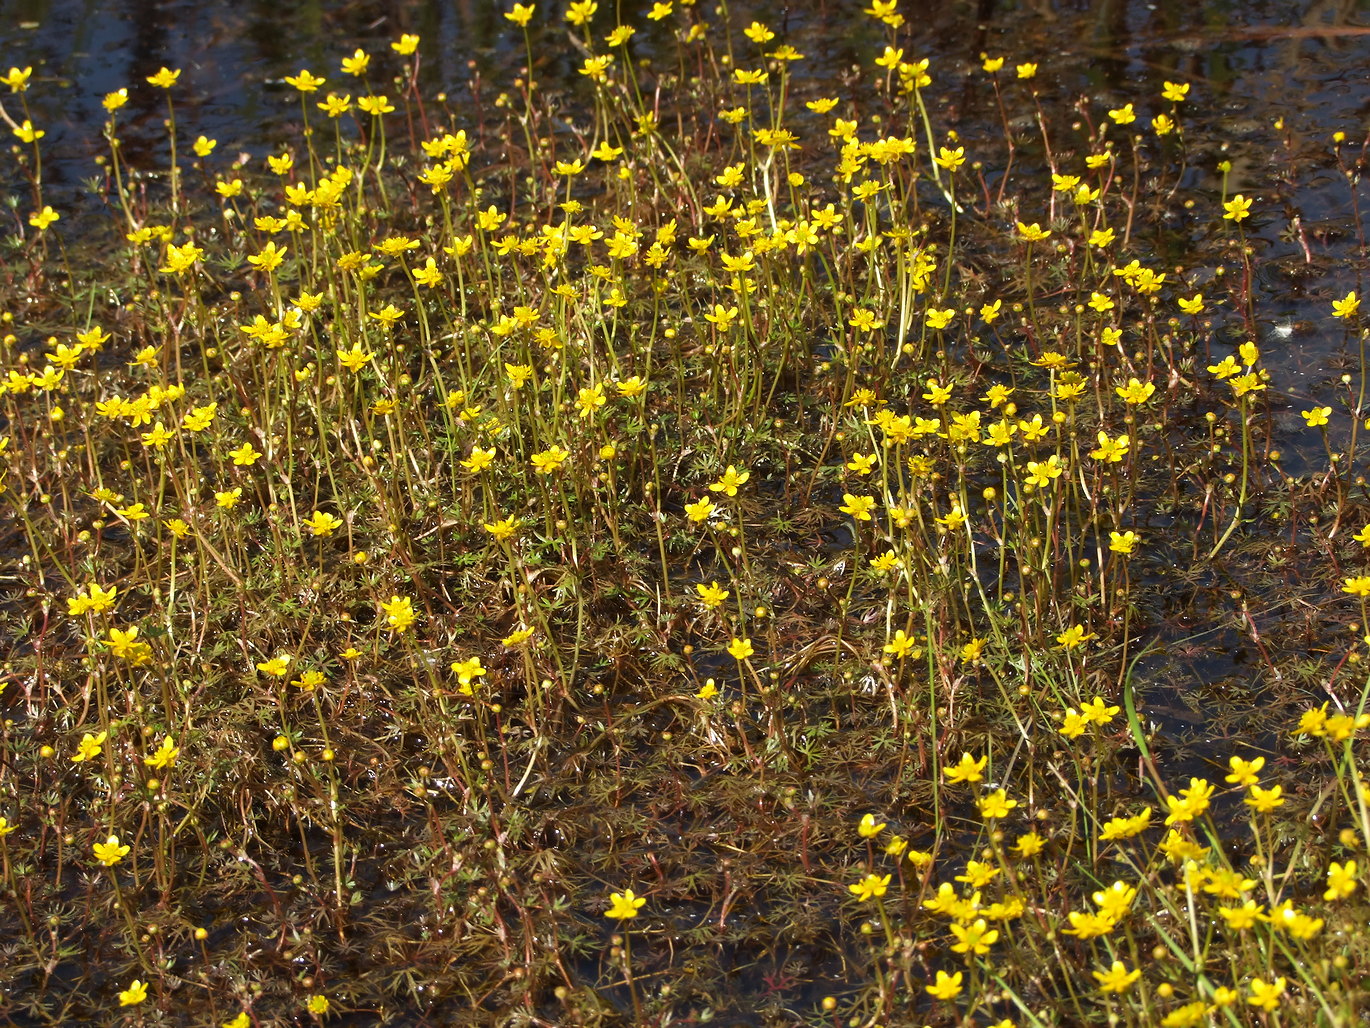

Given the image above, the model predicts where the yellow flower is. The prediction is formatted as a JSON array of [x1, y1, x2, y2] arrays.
[[708, 465, 750, 497], [229, 442, 262, 466], [726, 637, 754, 660], [357, 94, 395, 116], [848, 873, 891, 902], [1092, 960, 1140, 994], [972, 788, 1015, 822], [336, 344, 374, 372], [118, 979, 149, 1006], [1109, 530, 1139, 554], [392, 34, 421, 54], [307, 995, 331, 1015], [695, 581, 729, 608], [882, 629, 917, 659], [1062, 909, 1116, 938], [1055, 624, 1096, 650], [1115, 377, 1155, 404], [450, 656, 486, 692], [944, 752, 987, 785], [575, 384, 607, 418], [302, 511, 343, 536], [368, 302, 404, 327], [143, 736, 180, 769], [1017, 221, 1051, 242], [934, 145, 965, 171], [1223, 194, 1252, 222], [684, 497, 717, 523], [506, 4, 536, 26], [524, 443, 571, 475], [1, 66, 31, 92], [1333, 291, 1360, 319], [29, 205, 59, 230], [1325, 860, 1358, 901], [1224, 754, 1264, 787], [284, 69, 325, 92], [605, 886, 645, 919], [1343, 576, 1370, 597], [13, 119, 44, 143], [381, 595, 417, 634], [103, 88, 129, 111], [925, 970, 963, 1000], [949, 917, 999, 955], [94, 834, 130, 866], [72, 734, 106, 767], [857, 813, 885, 838], [1025, 454, 1064, 488], [461, 447, 496, 474], [1108, 103, 1136, 125], [1080, 696, 1119, 726], [1246, 976, 1285, 1012], [341, 49, 370, 76], [1162, 80, 1190, 102], [483, 516, 519, 541], [838, 493, 876, 521], [256, 656, 290, 677], [146, 67, 181, 88]]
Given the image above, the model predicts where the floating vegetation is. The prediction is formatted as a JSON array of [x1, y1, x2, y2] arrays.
[[1, 2, 1369, 1025]]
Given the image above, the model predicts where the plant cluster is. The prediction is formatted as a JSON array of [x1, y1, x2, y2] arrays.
[[1, 1, 1369, 1024]]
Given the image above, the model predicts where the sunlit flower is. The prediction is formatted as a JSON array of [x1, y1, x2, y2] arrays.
[[146, 67, 181, 89], [1333, 291, 1360, 319], [94, 834, 130, 866], [118, 979, 149, 1006], [381, 595, 417, 634], [848, 873, 890, 902], [605, 886, 645, 919], [1223, 194, 1252, 222], [925, 970, 963, 1000], [857, 813, 885, 838]]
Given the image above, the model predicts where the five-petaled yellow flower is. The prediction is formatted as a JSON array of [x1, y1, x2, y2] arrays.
[[605, 887, 645, 920], [857, 813, 885, 837], [1223, 194, 1252, 222], [709, 465, 750, 496], [381, 595, 417, 633], [72, 730, 107, 763], [1333, 291, 1360, 319], [848, 872, 891, 902], [839, 493, 876, 521], [303, 510, 343, 536], [1092, 960, 1141, 994], [119, 979, 149, 1006], [146, 67, 181, 88], [726, 637, 754, 660], [925, 970, 963, 1000], [94, 834, 130, 866]]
